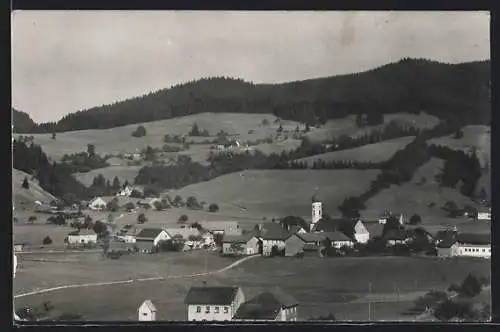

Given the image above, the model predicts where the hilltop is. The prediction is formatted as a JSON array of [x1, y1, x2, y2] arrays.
[[15, 58, 490, 133], [12, 109, 37, 133]]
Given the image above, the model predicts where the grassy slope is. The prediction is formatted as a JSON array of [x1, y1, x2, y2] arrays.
[[173, 169, 380, 219], [13, 169, 57, 209], [14, 256, 490, 321], [297, 136, 415, 165]]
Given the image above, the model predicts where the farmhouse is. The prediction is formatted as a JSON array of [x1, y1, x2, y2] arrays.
[[477, 207, 491, 221], [296, 233, 327, 252], [117, 186, 133, 197], [138, 300, 156, 321], [89, 197, 107, 211], [222, 233, 259, 256], [119, 227, 142, 243], [322, 232, 355, 249], [257, 222, 291, 256], [437, 233, 491, 259], [135, 228, 170, 253], [363, 221, 385, 241], [233, 291, 298, 322], [383, 229, 412, 246], [353, 220, 370, 244], [284, 234, 307, 257], [165, 227, 203, 250], [67, 229, 98, 244], [200, 221, 242, 235], [184, 286, 245, 321]]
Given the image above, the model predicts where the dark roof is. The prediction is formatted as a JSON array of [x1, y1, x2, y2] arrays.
[[223, 232, 257, 244], [184, 286, 240, 305], [383, 229, 410, 241], [435, 230, 458, 241], [456, 233, 490, 245], [288, 225, 304, 234], [136, 228, 164, 239], [258, 222, 291, 240], [234, 291, 297, 320], [365, 223, 384, 238], [322, 231, 353, 242], [436, 237, 456, 249], [296, 233, 327, 243]]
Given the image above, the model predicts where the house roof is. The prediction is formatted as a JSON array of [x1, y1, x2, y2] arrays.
[[136, 228, 165, 240], [68, 229, 96, 236], [364, 223, 384, 238], [140, 300, 156, 312], [233, 291, 297, 320], [223, 232, 257, 244], [456, 233, 490, 245], [296, 233, 327, 243], [288, 225, 304, 234], [200, 221, 240, 232], [165, 227, 200, 239], [184, 286, 240, 305], [383, 229, 410, 241], [322, 231, 353, 242], [258, 222, 291, 240], [90, 197, 107, 205], [354, 220, 369, 234], [435, 230, 458, 241]]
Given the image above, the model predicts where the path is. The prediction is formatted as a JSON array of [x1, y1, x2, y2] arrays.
[[14, 254, 258, 299]]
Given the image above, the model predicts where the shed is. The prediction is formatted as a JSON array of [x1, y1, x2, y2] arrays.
[[138, 300, 157, 321]]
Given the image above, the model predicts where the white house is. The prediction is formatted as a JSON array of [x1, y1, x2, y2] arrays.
[[222, 233, 260, 256], [258, 222, 291, 256], [185, 286, 245, 321], [322, 232, 355, 249], [67, 229, 98, 244], [478, 207, 491, 221], [117, 186, 133, 197], [119, 227, 141, 243], [138, 300, 157, 321], [437, 233, 491, 259], [200, 221, 242, 235], [135, 228, 171, 253], [353, 220, 370, 244], [89, 197, 107, 211]]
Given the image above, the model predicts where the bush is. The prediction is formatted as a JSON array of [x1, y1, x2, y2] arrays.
[[409, 214, 422, 225], [130, 189, 144, 199], [131, 125, 147, 138], [186, 196, 201, 210], [137, 213, 148, 224], [178, 214, 188, 223], [22, 176, 29, 189], [208, 203, 220, 213], [124, 202, 135, 211], [43, 236, 53, 245], [433, 299, 477, 321], [459, 274, 483, 298]]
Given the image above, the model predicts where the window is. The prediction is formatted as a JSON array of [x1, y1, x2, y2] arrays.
[[196, 306, 201, 313], [143, 313, 148, 316], [215, 307, 220, 314], [205, 306, 210, 313], [224, 307, 229, 314], [482, 249, 485, 252]]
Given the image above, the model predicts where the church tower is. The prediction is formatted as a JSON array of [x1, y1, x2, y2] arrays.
[[311, 197, 322, 231]]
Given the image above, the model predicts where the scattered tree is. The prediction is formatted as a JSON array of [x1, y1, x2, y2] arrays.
[[42, 236, 52, 245], [22, 176, 29, 189], [124, 202, 135, 211], [137, 213, 147, 224], [106, 198, 119, 212], [409, 214, 422, 225], [178, 214, 188, 223], [51, 132, 56, 140], [93, 220, 107, 235], [261, 118, 270, 126], [153, 201, 163, 211], [443, 201, 461, 218], [208, 203, 220, 213], [186, 196, 201, 209], [173, 195, 184, 207], [131, 125, 147, 137], [459, 274, 483, 298]]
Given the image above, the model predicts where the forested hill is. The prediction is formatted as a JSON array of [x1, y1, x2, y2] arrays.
[[12, 109, 37, 133], [20, 58, 490, 133]]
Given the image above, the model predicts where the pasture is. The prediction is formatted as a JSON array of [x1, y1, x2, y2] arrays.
[[172, 169, 380, 218], [305, 112, 440, 143], [297, 136, 415, 165], [363, 158, 483, 222], [14, 255, 490, 321], [13, 223, 74, 248], [13, 169, 56, 209]]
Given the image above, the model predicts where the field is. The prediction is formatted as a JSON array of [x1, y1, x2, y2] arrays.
[[305, 112, 440, 143], [14, 255, 490, 321], [172, 169, 380, 219], [13, 169, 56, 209], [296, 136, 415, 166], [13, 223, 75, 248]]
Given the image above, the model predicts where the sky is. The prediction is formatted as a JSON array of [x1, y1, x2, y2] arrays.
[[12, 11, 490, 123]]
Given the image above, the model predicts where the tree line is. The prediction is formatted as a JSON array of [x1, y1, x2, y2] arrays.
[[14, 59, 490, 133]]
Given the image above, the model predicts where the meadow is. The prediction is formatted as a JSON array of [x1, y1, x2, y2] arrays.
[[14, 255, 490, 322]]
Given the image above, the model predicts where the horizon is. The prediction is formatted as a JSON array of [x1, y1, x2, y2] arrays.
[[12, 11, 490, 123]]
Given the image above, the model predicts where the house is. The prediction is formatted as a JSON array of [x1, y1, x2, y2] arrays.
[[138, 300, 157, 321], [322, 232, 355, 249], [184, 286, 245, 321], [233, 290, 298, 321], [117, 186, 133, 197], [13, 243, 25, 252], [200, 231, 215, 247], [288, 225, 307, 235], [257, 222, 291, 256], [165, 227, 203, 250], [353, 220, 370, 244], [200, 221, 242, 235], [67, 229, 98, 244], [477, 207, 491, 221], [284, 234, 307, 257], [437, 233, 491, 259], [135, 228, 170, 253], [222, 233, 259, 256], [89, 197, 107, 211], [118, 227, 142, 243], [383, 229, 412, 246], [364, 222, 385, 241], [296, 233, 327, 252]]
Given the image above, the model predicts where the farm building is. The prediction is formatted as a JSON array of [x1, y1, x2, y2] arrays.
[[135, 228, 170, 253], [284, 234, 307, 257], [383, 229, 412, 246], [165, 227, 203, 250], [257, 222, 291, 256], [478, 207, 491, 221], [118, 227, 142, 243], [200, 221, 242, 235], [322, 232, 355, 249], [89, 197, 107, 211], [288, 224, 307, 235], [363, 222, 384, 240], [184, 286, 245, 321], [116, 186, 133, 197], [13, 243, 25, 252], [233, 290, 298, 322], [222, 233, 260, 256], [353, 220, 370, 244], [138, 300, 156, 321], [437, 233, 491, 259], [67, 229, 98, 244], [296, 233, 327, 252]]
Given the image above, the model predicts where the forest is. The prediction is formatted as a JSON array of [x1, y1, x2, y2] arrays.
[[13, 58, 490, 133]]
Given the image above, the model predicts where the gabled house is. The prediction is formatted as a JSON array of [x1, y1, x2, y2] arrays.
[[118, 227, 142, 243], [284, 234, 307, 257], [322, 232, 355, 249], [165, 227, 203, 250], [135, 228, 170, 253], [364, 222, 384, 241], [257, 222, 291, 256], [138, 300, 157, 321], [200, 221, 242, 235], [89, 197, 107, 211], [67, 229, 98, 244], [437, 233, 491, 259], [184, 286, 245, 321], [383, 229, 412, 246], [353, 220, 370, 244], [233, 290, 298, 322], [296, 233, 327, 252], [288, 225, 307, 235], [222, 233, 259, 256]]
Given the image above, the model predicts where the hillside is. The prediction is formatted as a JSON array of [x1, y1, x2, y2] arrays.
[[13, 169, 56, 209], [20, 58, 490, 133], [12, 109, 37, 133]]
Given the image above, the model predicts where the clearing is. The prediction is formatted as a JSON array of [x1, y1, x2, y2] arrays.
[[296, 136, 415, 165], [172, 169, 380, 219]]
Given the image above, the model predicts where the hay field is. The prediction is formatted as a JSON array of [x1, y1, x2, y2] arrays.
[[297, 136, 415, 166], [363, 158, 483, 222], [172, 169, 380, 218], [305, 112, 440, 143]]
